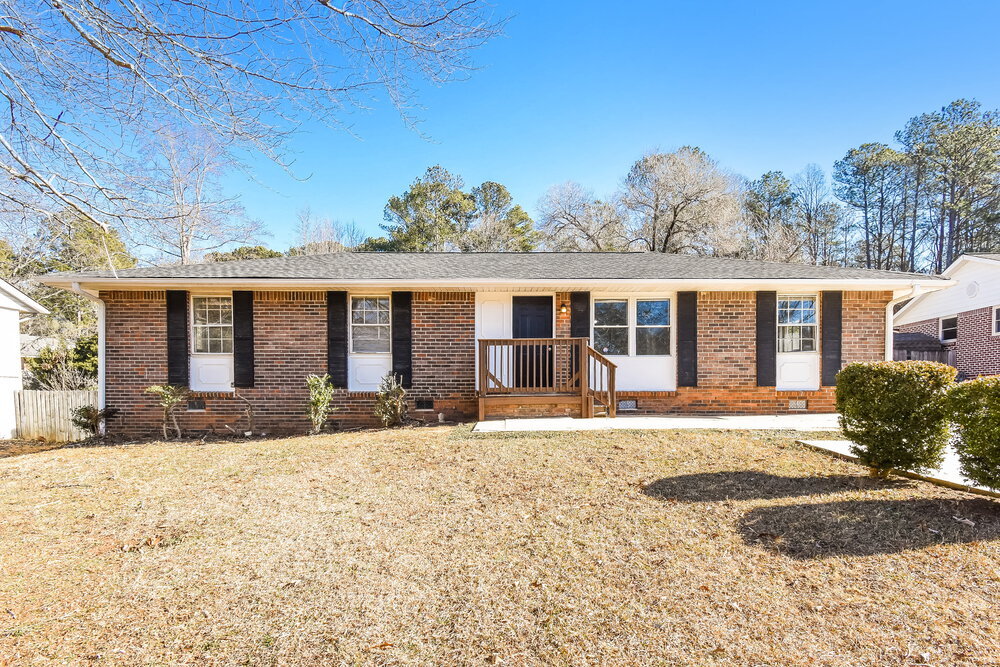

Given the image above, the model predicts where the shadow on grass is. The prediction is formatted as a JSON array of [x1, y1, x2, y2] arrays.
[[643, 471, 908, 503], [739, 497, 1000, 559]]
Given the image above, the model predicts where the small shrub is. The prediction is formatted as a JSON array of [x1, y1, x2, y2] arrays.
[[70, 405, 120, 437], [836, 361, 956, 477], [306, 374, 337, 434], [947, 376, 1000, 490], [374, 373, 407, 427], [145, 385, 189, 439]]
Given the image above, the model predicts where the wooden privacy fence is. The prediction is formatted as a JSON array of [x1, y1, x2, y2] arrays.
[[15, 390, 97, 441], [892, 348, 957, 366]]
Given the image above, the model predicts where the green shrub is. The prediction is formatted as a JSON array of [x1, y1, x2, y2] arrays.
[[70, 405, 120, 437], [145, 385, 189, 439], [374, 373, 407, 427], [305, 374, 337, 434], [947, 376, 1000, 490], [835, 361, 956, 477]]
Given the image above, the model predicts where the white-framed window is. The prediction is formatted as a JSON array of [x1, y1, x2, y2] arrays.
[[777, 295, 817, 353], [635, 298, 671, 355], [592, 297, 672, 357], [940, 315, 958, 342], [351, 296, 391, 353], [191, 296, 233, 354], [993, 306, 1000, 336]]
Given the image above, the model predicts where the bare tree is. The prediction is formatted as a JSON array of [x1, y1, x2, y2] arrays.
[[619, 148, 744, 256], [127, 126, 264, 264], [0, 1, 504, 234], [290, 207, 366, 254], [537, 183, 629, 251], [792, 165, 845, 265]]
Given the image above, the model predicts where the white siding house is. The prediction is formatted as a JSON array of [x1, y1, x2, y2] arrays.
[[0, 281, 48, 438], [894, 254, 1000, 378]]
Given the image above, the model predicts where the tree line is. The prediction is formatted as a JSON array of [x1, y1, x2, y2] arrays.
[[4, 97, 999, 386], [311, 98, 998, 274]]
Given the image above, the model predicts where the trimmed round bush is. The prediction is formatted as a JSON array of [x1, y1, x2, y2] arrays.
[[835, 361, 957, 477], [947, 376, 1000, 491]]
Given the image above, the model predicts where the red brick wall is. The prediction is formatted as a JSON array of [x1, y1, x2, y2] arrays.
[[896, 308, 1000, 378], [956, 307, 1000, 377], [608, 290, 891, 415], [102, 290, 479, 437], [409, 292, 477, 420], [103, 288, 893, 433], [896, 317, 939, 339], [697, 291, 757, 387]]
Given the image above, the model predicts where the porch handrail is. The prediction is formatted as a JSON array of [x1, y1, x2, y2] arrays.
[[478, 337, 617, 418], [586, 346, 617, 418]]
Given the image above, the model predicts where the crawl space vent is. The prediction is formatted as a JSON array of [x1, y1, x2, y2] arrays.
[[187, 398, 206, 412], [415, 399, 434, 411], [617, 399, 638, 412], [788, 399, 808, 411]]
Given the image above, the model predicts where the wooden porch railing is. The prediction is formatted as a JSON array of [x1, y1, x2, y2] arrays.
[[477, 338, 616, 419]]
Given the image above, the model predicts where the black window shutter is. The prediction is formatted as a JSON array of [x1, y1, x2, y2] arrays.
[[756, 291, 777, 387], [677, 291, 698, 387], [821, 291, 843, 386], [327, 291, 348, 387], [233, 291, 254, 388], [166, 290, 189, 386], [570, 292, 590, 338], [391, 291, 413, 389]]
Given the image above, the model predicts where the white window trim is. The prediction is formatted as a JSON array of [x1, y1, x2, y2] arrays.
[[592, 297, 630, 356], [940, 314, 959, 342], [776, 294, 819, 355], [349, 294, 392, 355], [591, 294, 673, 357], [993, 306, 1000, 336], [190, 294, 234, 356]]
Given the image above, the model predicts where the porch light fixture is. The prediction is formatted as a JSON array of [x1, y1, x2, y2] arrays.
[[560, 303, 569, 314]]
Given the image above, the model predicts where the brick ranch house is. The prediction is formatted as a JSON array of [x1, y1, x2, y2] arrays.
[[40, 252, 949, 436], [895, 253, 1000, 379]]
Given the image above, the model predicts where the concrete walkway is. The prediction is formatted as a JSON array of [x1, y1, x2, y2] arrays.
[[472, 413, 840, 433], [799, 439, 997, 497]]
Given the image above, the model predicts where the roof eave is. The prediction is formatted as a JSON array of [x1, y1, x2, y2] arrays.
[[37, 275, 954, 294]]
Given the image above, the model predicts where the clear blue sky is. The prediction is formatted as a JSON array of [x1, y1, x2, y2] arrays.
[[227, 0, 1000, 250]]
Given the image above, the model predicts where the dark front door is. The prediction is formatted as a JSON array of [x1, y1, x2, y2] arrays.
[[512, 296, 553, 389]]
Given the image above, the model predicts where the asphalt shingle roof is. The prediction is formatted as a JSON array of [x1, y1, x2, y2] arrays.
[[45, 252, 944, 282]]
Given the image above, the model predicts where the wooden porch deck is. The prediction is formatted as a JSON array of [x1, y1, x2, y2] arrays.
[[477, 338, 617, 420]]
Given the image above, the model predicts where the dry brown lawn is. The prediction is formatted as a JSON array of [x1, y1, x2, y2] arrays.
[[1, 426, 999, 665]]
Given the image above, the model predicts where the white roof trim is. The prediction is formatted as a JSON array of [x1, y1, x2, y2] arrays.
[[942, 254, 1000, 277], [0, 279, 48, 315], [38, 275, 953, 295], [894, 254, 1000, 322]]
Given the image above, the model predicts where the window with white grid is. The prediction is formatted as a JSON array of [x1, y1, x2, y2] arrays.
[[777, 296, 817, 353], [192, 296, 233, 354], [351, 296, 391, 353]]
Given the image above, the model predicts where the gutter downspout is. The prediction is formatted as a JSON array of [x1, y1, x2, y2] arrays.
[[72, 282, 106, 422], [885, 285, 925, 361]]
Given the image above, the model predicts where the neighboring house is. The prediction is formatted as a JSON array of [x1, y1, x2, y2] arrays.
[[895, 253, 1000, 379], [0, 280, 49, 438], [39, 253, 948, 436], [21, 334, 59, 365]]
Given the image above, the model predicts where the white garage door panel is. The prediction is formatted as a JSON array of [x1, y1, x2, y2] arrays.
[[776, 354, 820, 391]]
